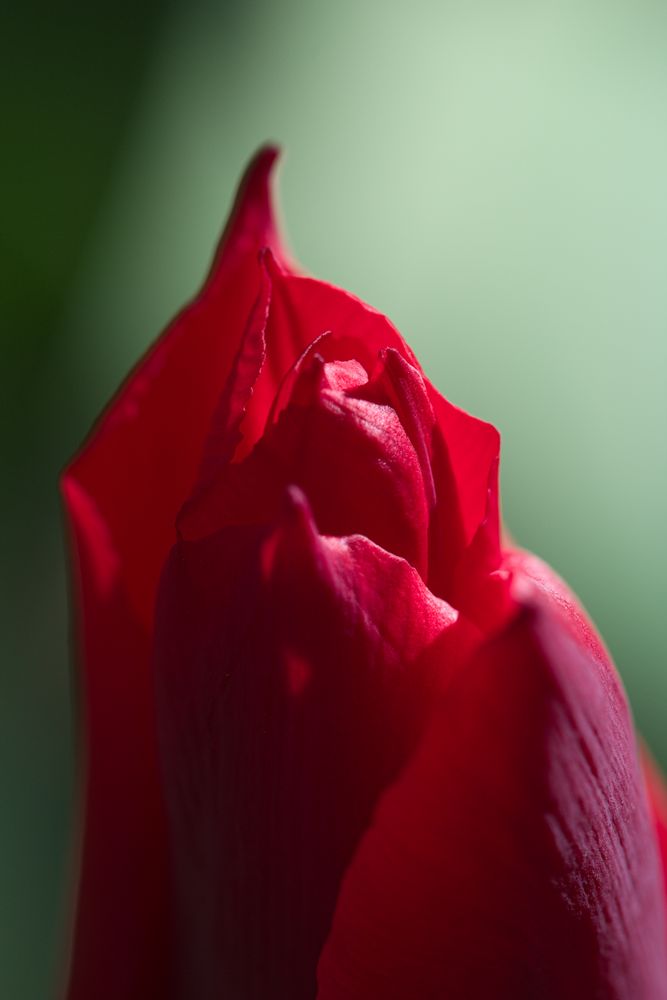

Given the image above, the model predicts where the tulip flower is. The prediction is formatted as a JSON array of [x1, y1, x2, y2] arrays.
[[62, 147, 667, 999]]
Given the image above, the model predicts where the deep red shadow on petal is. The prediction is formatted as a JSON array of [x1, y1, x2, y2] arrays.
[[154, 490, 462, 999]]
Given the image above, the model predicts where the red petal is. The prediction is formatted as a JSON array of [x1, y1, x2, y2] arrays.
[[64, 147, 287, 628], [60, 147, 287, 999], [317, 582, 667, 998], [154, 490, 462, 999]]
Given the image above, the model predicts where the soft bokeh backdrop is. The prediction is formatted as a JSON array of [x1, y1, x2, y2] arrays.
[[3, 0, 666, 995]]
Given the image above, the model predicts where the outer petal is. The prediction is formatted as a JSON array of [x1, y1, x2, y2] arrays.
[[317, 577, 667, 998], [60, 148, 288, 1000], [64, 147, 288, 630], [154, 488, 465, 999]]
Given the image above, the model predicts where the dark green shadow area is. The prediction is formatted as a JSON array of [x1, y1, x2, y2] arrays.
[[1, 3, 167, 996]]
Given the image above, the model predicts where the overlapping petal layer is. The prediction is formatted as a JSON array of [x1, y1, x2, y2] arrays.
[[317, 574, 667, 999], [155, 489, 460, 999]]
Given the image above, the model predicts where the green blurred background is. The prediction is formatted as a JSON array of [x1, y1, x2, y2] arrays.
[[2, 0, 666, 995]]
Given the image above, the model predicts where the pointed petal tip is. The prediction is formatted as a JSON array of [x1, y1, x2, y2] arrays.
[[214, 143, 286, 267], [243, 143, 282, 195], [253, 141, 282, 168]]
